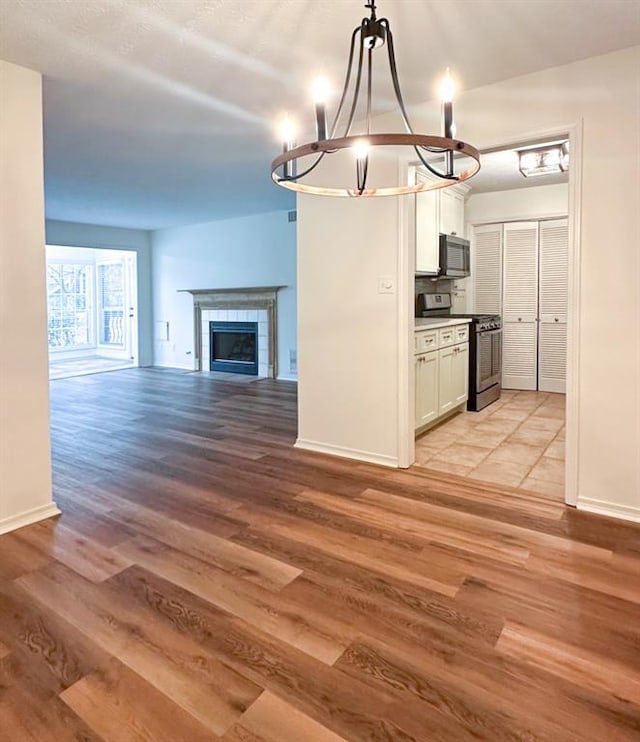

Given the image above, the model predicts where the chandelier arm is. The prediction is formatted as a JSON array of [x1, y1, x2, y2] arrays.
[[356, 155, 369, 195], [413, 145, 459, 181], [329, 26, 361, 139], [342, 25, 366, 138], [366, 46, 372, 135], [277, 151, 327, 182], [381, 20, 413, 135]]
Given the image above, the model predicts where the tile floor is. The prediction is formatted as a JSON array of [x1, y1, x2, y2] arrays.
[[415, 390, 566, 500]]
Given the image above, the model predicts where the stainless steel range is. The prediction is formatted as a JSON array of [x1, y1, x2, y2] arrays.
[[418, 293, 502, 411]]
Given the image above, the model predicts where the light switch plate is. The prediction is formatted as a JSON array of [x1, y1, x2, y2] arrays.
[[377, 276, 395, 294]]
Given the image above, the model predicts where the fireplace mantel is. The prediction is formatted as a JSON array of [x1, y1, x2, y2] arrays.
[[181, 286, 286, 376]]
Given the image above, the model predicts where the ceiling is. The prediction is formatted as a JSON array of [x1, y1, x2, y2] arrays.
[[1, 1, 638, 230]]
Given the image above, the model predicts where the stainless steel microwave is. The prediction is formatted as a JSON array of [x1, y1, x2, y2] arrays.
[[439, 234, 470, 278]]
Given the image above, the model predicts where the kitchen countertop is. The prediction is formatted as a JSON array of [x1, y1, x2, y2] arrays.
[[415, 317, 471, 331]]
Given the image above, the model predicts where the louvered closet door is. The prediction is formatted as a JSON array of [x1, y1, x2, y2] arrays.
[[538, 218, 568, 393], [502, 222, 539, 390], [472, 224, 502, 314]]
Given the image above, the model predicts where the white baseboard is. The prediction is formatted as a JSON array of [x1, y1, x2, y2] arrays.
[[577, 497, 640, 523], [295, 438, 398, 468], [276, 374, 298, 382], [0, 502, 61, 535]]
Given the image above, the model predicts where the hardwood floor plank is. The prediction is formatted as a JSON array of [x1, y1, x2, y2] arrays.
[[224, 690, 349, 742], [232, 502, 463, 598], [61, 657, 220, 742], [113, 500, 302, 591], [0, 369, 635, 740], [108, 564, 421, 742], [15, 519, 134, 582], [16, 562, 262, 736], [297, 487, 531, 565], [114, 536, 354, 664], [0, 650, 104, 742], [497, 621, 640, 705]]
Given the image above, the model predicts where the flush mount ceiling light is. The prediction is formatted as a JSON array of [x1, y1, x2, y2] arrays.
[[517, 141, 570, 177], [270, 1, 480, 198]]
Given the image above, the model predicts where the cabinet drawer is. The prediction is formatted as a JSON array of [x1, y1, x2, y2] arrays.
[[438, 327, 455, 348], [455, 324, 469, 344], [416, 330, 438, 354]]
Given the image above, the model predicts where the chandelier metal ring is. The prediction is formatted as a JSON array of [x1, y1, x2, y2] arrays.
[[271, 134, 481, 197]]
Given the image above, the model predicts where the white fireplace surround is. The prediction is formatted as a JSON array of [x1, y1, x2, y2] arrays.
[[180, 286, 284, 377]]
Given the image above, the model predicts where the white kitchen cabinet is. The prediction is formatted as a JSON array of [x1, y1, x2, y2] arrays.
[[439, 188, 465, 237], [415, 351, 439, 428], [415, 169, 468, 275], [415, 323, 470, 432], [415, 186, 439, 274], [438, 342, 468, 416]]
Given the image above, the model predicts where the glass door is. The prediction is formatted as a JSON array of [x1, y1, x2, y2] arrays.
[[96, 252, 137, 363]]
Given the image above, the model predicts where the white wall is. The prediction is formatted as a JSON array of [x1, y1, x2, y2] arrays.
[[151, 210, 297, 378], [0, 60, 59, 533], [297, 149, 406, 466], [298, 45, 640, 519], [465, 183, 568, 225], [45, 220, 153, 365]]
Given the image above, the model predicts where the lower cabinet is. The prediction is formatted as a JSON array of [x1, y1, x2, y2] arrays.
[[415, 351, 439, 428], [438, 342, 469, 416], [415, 338, 469, 432]]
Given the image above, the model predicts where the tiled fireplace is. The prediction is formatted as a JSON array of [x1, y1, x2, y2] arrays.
[[181, 286, 284, 377]]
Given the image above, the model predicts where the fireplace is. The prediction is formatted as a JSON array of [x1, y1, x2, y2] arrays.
[[209, 321, 258, 375], [181, 286, 285, 377]]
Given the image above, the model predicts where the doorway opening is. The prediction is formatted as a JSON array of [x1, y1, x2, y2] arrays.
[[411, 130, 574, 504], [46, 245, 138, 380]]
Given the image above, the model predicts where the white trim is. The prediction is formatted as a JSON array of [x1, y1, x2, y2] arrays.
[[0, 502, 61, 535], [465, 123, 582, 509], [294, 438, 399, 468], [276, 374, 298, 382], [577, 498, 640, 524], [563, 122, 583, 508], [396, 157, 414, 469], [153, 361, 196, 371]]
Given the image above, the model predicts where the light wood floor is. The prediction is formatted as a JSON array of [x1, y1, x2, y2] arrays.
[[1, 368, 639, 741]]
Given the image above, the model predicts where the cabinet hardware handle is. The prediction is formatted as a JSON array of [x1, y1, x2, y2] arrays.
[[518, 317, 522, 322], [554, 317, 559, 322]]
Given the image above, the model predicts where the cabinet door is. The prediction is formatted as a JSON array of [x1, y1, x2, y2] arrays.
[[440, 189, 465, 237], [437, 346, 456, 416], [415, 352, 439, 428], [502, 222, 539, 390], [453, 343, 469, 406], [415, 188, 439, 274], [538, 218, 568, 393]]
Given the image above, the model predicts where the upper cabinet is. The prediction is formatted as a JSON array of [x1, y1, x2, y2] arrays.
[[415, 187, 439, 274], [439, 189, 465, 237], [415, 170, 469, 275]]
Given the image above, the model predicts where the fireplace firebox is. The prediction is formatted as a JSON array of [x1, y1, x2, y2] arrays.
[[209, 321, 258, 375]]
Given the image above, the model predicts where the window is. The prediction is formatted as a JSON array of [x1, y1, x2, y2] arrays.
[[97, 262, 125, 346], [46, 263, 93, 349]]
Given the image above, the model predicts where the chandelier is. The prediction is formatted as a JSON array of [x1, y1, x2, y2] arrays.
[[271, 1, 480, 197]]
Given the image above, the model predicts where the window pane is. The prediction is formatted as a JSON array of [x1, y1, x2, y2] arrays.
[[46, 262, 93, 350]]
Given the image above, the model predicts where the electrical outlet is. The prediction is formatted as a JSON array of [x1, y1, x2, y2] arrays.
[[289, 349, 297, 373]]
